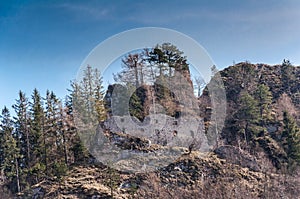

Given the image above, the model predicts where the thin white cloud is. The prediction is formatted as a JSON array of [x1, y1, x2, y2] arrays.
[[56, 3, 112, 21], [123, 2, 300, 31]]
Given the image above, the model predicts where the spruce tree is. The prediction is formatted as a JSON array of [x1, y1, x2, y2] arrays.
[[44, 90, 60, 175], [0, 107, 6, 166], [12, 91, 31, 169], [93, 68, 107, 122], [234, 92, 260, 146], [281, 59, 295, 93], [68, 65, 106, 162], [255, 84, 273, 124], [148, 46, 167, 77], [29, 89, 45, 181], [0, 106, 21, 193], [236, 92, 259, 129], [64, 95, 85, 163], [281, 111, 300, 164], [58, 103, 68, 165]]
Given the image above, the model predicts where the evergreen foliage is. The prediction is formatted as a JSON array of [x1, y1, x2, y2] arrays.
[[254, 84, 273, 124], [282, 111, 300, 164], [0, 107, 21, 192], [0, 64, 107, 193]]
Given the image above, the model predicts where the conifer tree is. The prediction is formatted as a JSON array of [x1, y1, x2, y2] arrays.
[[236, 92, 259, 128], [281, 111, 300, 164], [68, 65, 106, 161], [161, 42, 189, 73], [0, 106, 21, 193], [12, 91, 31, 169], [75, 65, 106, 125], [44, 90, 60, 175], [0, 107, 6, 166], [93, 68, 107, 122], [29, 88, 45, 181], [255, 84, 273, 124], [58, 103, 68, 165], [281, 59, 295, 93], [64, 95, 85, 163], [234, 92, 259, 146], [148, 46, 167, 77]]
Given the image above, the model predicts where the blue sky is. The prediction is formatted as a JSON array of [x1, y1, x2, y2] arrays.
[[1, 0, 300, 111]]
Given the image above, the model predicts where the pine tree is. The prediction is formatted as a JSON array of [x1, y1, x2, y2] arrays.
[[234, 92, 260, 146], [68, 66, 106, 162], [12, 91, 31, 169], [281, 111, 300, 164], [255, 84, 273, 124], [93, 68, 107, 122], [57, 94, 72, 173], [0, 107, 21, 193], [64, 95, 85, 163], [281, 59, 295, 93], [147, 43, 189, 78], [161, 42, 189, 73], [44, 90, 60, 175], [148, 46, 167, 77], [0, 108, 6, 166], [76, 65, 106, 125], [29, 89, 45, 181], [0, 107, 13, 167], [58, 103, 68, 165], [236, 92, 259, 127]]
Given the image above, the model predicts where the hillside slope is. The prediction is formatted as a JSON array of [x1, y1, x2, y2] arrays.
[[19, 62, 300, 198]]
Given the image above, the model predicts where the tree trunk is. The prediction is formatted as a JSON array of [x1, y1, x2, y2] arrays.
[[25, 113, 30, 168], [62, 130, 68, 166], [159, 65, 162, 77], [140, 66, 144, 85], [134, 61, 139, 88], [44, 131, 48, 175], [15, 158, 20, 193]]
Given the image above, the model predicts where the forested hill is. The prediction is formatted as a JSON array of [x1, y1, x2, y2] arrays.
[[211, 61, 300, 170], [1, 60, 300, 198]]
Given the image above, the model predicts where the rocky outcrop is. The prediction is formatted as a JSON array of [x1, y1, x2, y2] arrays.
[[19, 62, 300, 198]]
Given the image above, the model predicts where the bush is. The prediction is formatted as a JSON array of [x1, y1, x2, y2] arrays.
[[53, 162, 68, 179]]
